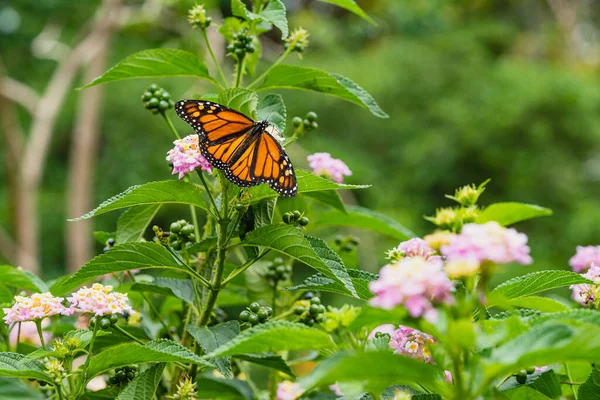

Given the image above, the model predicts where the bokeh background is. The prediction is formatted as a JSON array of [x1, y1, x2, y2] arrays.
[[1, 0, 599, 282]]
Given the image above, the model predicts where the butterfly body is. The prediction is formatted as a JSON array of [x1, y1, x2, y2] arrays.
[[175, 100, 297, 197]]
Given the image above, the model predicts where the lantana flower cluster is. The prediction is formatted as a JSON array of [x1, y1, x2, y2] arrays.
[[166, 134, 212, 179], [569, 245, 600, 272], [570, 263, 600, 307], [389, 325, 435, 363], [369, 244, 454, 321], [3, 283, 132, 325], [307, 152, 352, 183]]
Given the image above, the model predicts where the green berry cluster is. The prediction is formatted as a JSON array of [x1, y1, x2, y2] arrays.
[[334, 235, 360, 253], [514, 367, 537, 384], [282, 210, 309, 227], [103, 237, 115, 253], [108, 365, 138, 386], [294, 296, 325, 326], [374, 331, 391, 340], [226, 30, 255, 59], [239, 302, 272, 326], [168, 220, 196, 250], [89, 314, 120, 330], [292, 111, 318, 132], [263, 257, 292, 285], [141, 84, 175, 114]]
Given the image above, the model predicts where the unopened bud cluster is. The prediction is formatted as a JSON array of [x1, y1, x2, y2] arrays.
[[141, 84, 175, 114], [239, 302, 272, 327]]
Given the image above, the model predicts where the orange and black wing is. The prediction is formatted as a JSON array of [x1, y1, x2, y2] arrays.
[[226, 126, 297, 197]]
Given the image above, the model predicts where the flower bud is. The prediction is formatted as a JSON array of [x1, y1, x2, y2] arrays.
[[188, 4, 211, 29]]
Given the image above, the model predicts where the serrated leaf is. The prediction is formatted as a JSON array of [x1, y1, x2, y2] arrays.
[[93, 231, 115, 246], [490, 270, 593, 300], [81, 49, 216, 89], [131, 277, 195, 304], [253, 198, 277, 229], [0, 353, 51, 383], [476, 202, 552, 226], [51, 242, 184, 295], [86, 339, 212, 380], [65, 330, 112, 349], [116, 363, 165, 400], [196, 376, 253, 400], [231, 0, 288, 38], [315, 205, 415, 241], [207, 321, 334, 357], [242, 225, 356, 296], [529, 309, 600, 327], [286, 269, 377, 300], [187, 237, 217, 253], [116, 205, 161, 244], [499, 370, 562, 398], [248, 170, 368, 205], [318, 0, 376, 24], [502, 296, 570, 313], [0, 265, 48, 292], [300, 351, 446, 395], [187, 321, 240, 379], [257, 65, 387, 118], [304, 190, 346, 213], [235, 354, 295, 377], [0, 377, 44, 400], [218, 88, 259, 119], [579, 369, 600, 400], [258, 94, 286, 133], [70, 181, 207, 221]]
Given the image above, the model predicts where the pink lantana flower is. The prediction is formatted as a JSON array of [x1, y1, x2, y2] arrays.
[[386, 238, 436, 262], [569, 245, 600, 272], [3, 293, 69, 325], [307, 152, 351, 183], [276, 380, 303, 400], [441, 222, 532, 265], [570, 263, 600, 307], [166, 134, 212, 179], [389, 325, 436, 363], [67, 283, 132, 316], [369, 257, 454, 321]]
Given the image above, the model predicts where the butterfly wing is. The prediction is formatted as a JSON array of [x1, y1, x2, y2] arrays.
[[175, 100, 297, 197]]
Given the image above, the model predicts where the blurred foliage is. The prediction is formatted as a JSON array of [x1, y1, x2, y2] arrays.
[[1, 0, 600, 282]]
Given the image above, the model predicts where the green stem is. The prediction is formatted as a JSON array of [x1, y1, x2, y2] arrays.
[[55, 384, 64, 400], [196, 170, 219, 215], [15, 322, 21, 352], [222, 251, 269, 286], [112, 324, 145, 345], [189, 206, 201, 243], [202, 28, 229, 88], [272, 283, 278, 317], [82, 322, 99, 382], [35, 320, 47, 351], [235, 56, 246, 88], [564, 363, 578, 399], [235, 360, 261, 397], [247, 47, 293, 90], [162, 113, 180, 140], [165, 246, 212, 289]]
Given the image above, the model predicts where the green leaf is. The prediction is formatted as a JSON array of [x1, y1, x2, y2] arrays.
[[69, 181, 207, 221], [86, 339, 213, 380], [218, 88, 259, 119], [207, 321, 334, 357], [315, 205, 416, 241], [502, 296, 570, 313], [235, 354, 295, 377], [116, 205, 161, 244], [257, 94, 286, 133], [318, 0, 376, 25], [187, 321, 240, 379], [248, 170, 369, 204], [530, 309, 600, 327], [257, 65, 388, 118], [93, 231, 115, 246], [116, 363, 165, 400], [285, 269, 377, 300], [303, 190, 346, 213], [0, 377, 44, 400], [0, 265, 48, 292], [300, 351, 446, 395], [579, 369, 600, 400], [187, 237, 217, 253], [131, 277, 195, 304], [195, 376, 253, 400], [242, 224, 356, 297], [52, 242, 184, 295], [499, 370, 562, 399], [253, 198, 277, 229], [65, 329, 112, 349], [476, 202, 552, 226], [0, 353, 51, 383], [348, 306, 408, 331], [231, 0, 288, 38], [490, 270, 593, 300], [81, 49, 216, 89]]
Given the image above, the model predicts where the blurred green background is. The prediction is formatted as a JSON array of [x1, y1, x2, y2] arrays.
[[1, 0, 599, 281]]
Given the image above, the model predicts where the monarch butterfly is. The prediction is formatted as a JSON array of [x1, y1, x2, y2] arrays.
[[175, 100, 298, 197]]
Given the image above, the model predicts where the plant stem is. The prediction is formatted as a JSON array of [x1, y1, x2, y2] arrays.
[[222, 251, 269, 285], [112, 324, 145, 345], [162, 113, 180, 140], [196, 170, 219, 214], [165, 246, 212, 289], [35, 319, 47, 351], [247, 47, 293, 90], [15, 322, 21, 352], [564, 363, 578, 399], [82, 321, 99, 382], [202, 28, 229, 89], [235, 56, 246, 88], [272, 283, 278, 317], [190, 206, 201, 243]]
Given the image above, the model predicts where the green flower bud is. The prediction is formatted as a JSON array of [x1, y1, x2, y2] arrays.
[[188, 4, 211, 29]]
